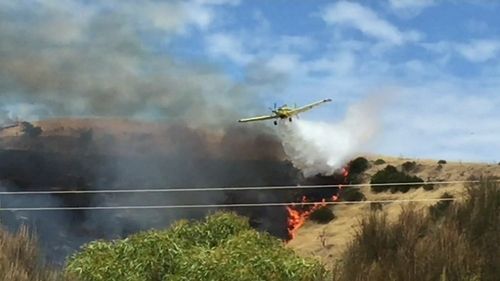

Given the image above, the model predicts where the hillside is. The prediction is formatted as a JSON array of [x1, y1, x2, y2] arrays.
[[287, 156, 500, 265], [2, 118, 499, 267]]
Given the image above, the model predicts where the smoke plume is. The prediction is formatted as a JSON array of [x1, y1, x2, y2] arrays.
[[277, 96, 384, 177], [0, 0, 258, 126]]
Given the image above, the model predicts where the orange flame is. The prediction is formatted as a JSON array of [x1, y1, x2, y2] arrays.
[[286, 197, 328, 239], [286, 167, 350, 240]]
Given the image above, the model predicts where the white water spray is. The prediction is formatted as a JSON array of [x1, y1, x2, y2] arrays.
[[277, 97, 383, 177]]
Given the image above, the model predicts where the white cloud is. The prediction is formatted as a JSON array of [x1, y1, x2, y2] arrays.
[[465, 19, 489, 34], [456, 40, 500, 62], [193, 0, 240, 5], [388, 0, 436, 17], [424, 40, 500, 63], [322, 1, 421, 45], [205, 33, 254, 64], [266, 54, 300, 73], [105, 0, 241, 35], [378, 86, 500, 162]]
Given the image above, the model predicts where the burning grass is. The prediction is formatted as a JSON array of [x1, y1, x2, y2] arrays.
[[332, 179, 500, 281]]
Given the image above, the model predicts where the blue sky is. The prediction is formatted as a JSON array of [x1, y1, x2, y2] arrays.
[[1, 0, 500, 162], [167, 0, 500, 162]]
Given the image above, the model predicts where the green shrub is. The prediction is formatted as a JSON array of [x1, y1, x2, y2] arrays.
[[340, 187, 366, 202], [349, 157, 369, 175], [347, 157, 369, 184], [401, 161, 417, 172], [422, 184, 434, 191], [20, 122, 43, 138], [429, 192, 454, 219], [437, 159, 447, 164], [370, 165, 424, 193], [66, 212, 327, 281], [373, 159, 386, 165], [310, 207, 336, 224]]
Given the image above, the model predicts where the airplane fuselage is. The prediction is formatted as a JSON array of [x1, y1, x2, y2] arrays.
[[274, 107, 294, 118], [238, 98, 332, 124]]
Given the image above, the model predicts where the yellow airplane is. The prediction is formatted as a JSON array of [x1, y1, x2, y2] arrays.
[[238, 98, 332, 125]]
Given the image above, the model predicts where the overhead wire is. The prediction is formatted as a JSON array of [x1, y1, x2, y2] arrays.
[[0, 179, 490, 195], [0, 198, 457, 212]]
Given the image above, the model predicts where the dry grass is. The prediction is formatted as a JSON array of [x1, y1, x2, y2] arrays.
[[332, 179, 500, 281], [0, 226, 71, 281]]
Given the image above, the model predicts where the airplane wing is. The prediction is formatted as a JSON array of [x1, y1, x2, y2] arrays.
[[238, 115, 278, 123], [291, 99, 332, 115]]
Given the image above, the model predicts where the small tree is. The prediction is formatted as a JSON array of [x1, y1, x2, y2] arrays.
[[21, 122, 42, 138], [401, 161, 417, 173], [370, 165, 424, 193], [348, 157, 370, 184], [429, 192, 454, 219], [374, 159, 386, 165], [349, 157, 369, 175]]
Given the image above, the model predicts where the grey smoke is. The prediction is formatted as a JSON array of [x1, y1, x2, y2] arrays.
[[0, 0, 298, 264], [0, 0, 257, 125], [277, 95, 388, 177]]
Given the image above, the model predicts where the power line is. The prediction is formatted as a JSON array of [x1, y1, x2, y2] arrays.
[[0, 180, 489, 196], [0, 198, 456, 212]]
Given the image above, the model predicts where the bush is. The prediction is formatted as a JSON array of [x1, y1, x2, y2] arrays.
[[340, 187, 366, 202], [422, 184, 434, 191], [310, 207, 336, 224], [370, 165, 424, 193], [332, 179, 500, 281], [429, 192, 454, 219], [349, 157, 369, 175], [20, 122, 43, 138], [437, 159, 447, 164], [66, 212, 327, 281], [347, 157, 369, 184], [401, 161, 417, 172], [373, 159, 386, 165]]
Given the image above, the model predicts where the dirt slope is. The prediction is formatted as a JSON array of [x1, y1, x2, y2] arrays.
[[287, 156, 500, 265]]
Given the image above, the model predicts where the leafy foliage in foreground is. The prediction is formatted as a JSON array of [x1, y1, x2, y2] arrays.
[[66, 212, 326, 281], [333, 180, 500, 281], [370, 165, 424, 193]]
